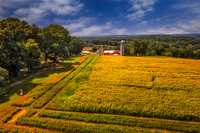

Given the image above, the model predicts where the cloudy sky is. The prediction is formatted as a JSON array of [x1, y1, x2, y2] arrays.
[[1, 0, 200, 36]]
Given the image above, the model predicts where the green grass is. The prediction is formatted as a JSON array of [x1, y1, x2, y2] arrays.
[[0, 55, 84, 108], [46, 55, 100, 110], [32, 55, 96, 109]]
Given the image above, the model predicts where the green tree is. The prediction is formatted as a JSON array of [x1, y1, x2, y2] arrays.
[[179, 49, 194, 58], [164, 51, 173, 57], [69, 37, 84, 55], [0, 18, 31, 81], [129, 40, 148, 55], [23, 39, 41, 72], [39, 24, 70, 64], [194, 50, 200, 59], [170, 47, 180, 57], [92, 47, 97, 52]]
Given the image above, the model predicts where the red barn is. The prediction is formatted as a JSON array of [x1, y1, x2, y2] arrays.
[[104, 50, 120, 55]]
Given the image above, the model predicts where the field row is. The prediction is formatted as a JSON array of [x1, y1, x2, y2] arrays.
[[9, 108, 199, 133], [14, 109, 168, 133], [37, 110, 200, 132], [47, 56, 200, 122]]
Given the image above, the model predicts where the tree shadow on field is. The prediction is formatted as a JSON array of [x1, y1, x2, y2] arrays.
[[0, 56, 81, 105]]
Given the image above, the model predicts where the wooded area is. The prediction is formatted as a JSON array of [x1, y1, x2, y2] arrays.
[[0, 17, 84, 82], [83, 36, 200, 58]]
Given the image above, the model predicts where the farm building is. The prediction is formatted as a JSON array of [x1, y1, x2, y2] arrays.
[[104, 50, 120, 55], [81, 50, 91, 54]]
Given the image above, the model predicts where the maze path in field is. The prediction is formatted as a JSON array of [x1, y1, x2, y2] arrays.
[[42, 55, 96, 109], [33, 109, 200, 133], [7, 109, 27, 123], [31, 55, 96, 109]]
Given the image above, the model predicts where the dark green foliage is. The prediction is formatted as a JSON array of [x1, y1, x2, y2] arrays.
[[92, 47, 97, 52], [179, 49, 195, 58], [0, 18, 31, 81], [0, 17, 86, 83], [69, 37, 84, 55], [126, 40, 149, 56], [38, 24, 71, 64], [23, 39, 41, 72], [195, 50, 200, 59]]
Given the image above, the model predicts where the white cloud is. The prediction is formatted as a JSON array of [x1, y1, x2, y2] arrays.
[[135, 27, 188, 35], [127, 0, 158, 21], [12, 0, 84, 23], [72, 22, 112, 36], [127, 10, 145, 21], [178, 20, 200, 32], [137, 20, 148, 26], [63, 17, 95, 31], [172, 1, 200, 14], [14, 8, 29, 16], [71, 22, 130, 36], [104, 28, 128, 35], [40, 0, 84, 15]]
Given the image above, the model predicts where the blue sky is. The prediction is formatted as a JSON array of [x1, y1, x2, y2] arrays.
[[0, 0, 200, 36]]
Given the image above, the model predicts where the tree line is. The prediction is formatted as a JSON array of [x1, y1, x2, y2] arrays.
[[0, 17, 84, 81], [82, 36, 200, 59], [125, 40, 200, 58]]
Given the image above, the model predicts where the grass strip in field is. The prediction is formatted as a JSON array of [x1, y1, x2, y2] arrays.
[[32, 55, 96, 109], [0, 106, 21, 123], [46, 55, 100, 110], [11, 56, 88, 107], [38, 110, 200, 133], [16, 117, 157, 133]]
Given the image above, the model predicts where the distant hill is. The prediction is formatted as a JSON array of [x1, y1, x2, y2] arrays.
[[178, 33, 200, 39], [79, 33, 200, 39]]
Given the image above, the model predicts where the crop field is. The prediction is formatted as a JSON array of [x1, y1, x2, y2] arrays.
[[0, 55, 200, 132]]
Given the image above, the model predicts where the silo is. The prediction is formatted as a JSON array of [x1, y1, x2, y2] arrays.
[[120, 40, 125, 56]]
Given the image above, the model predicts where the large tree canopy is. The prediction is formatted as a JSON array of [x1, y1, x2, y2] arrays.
[[0, 17, 87, 82], [39, 24, 71, 63], [69, 37, 84, 55], [0, 18, 31, 81]]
